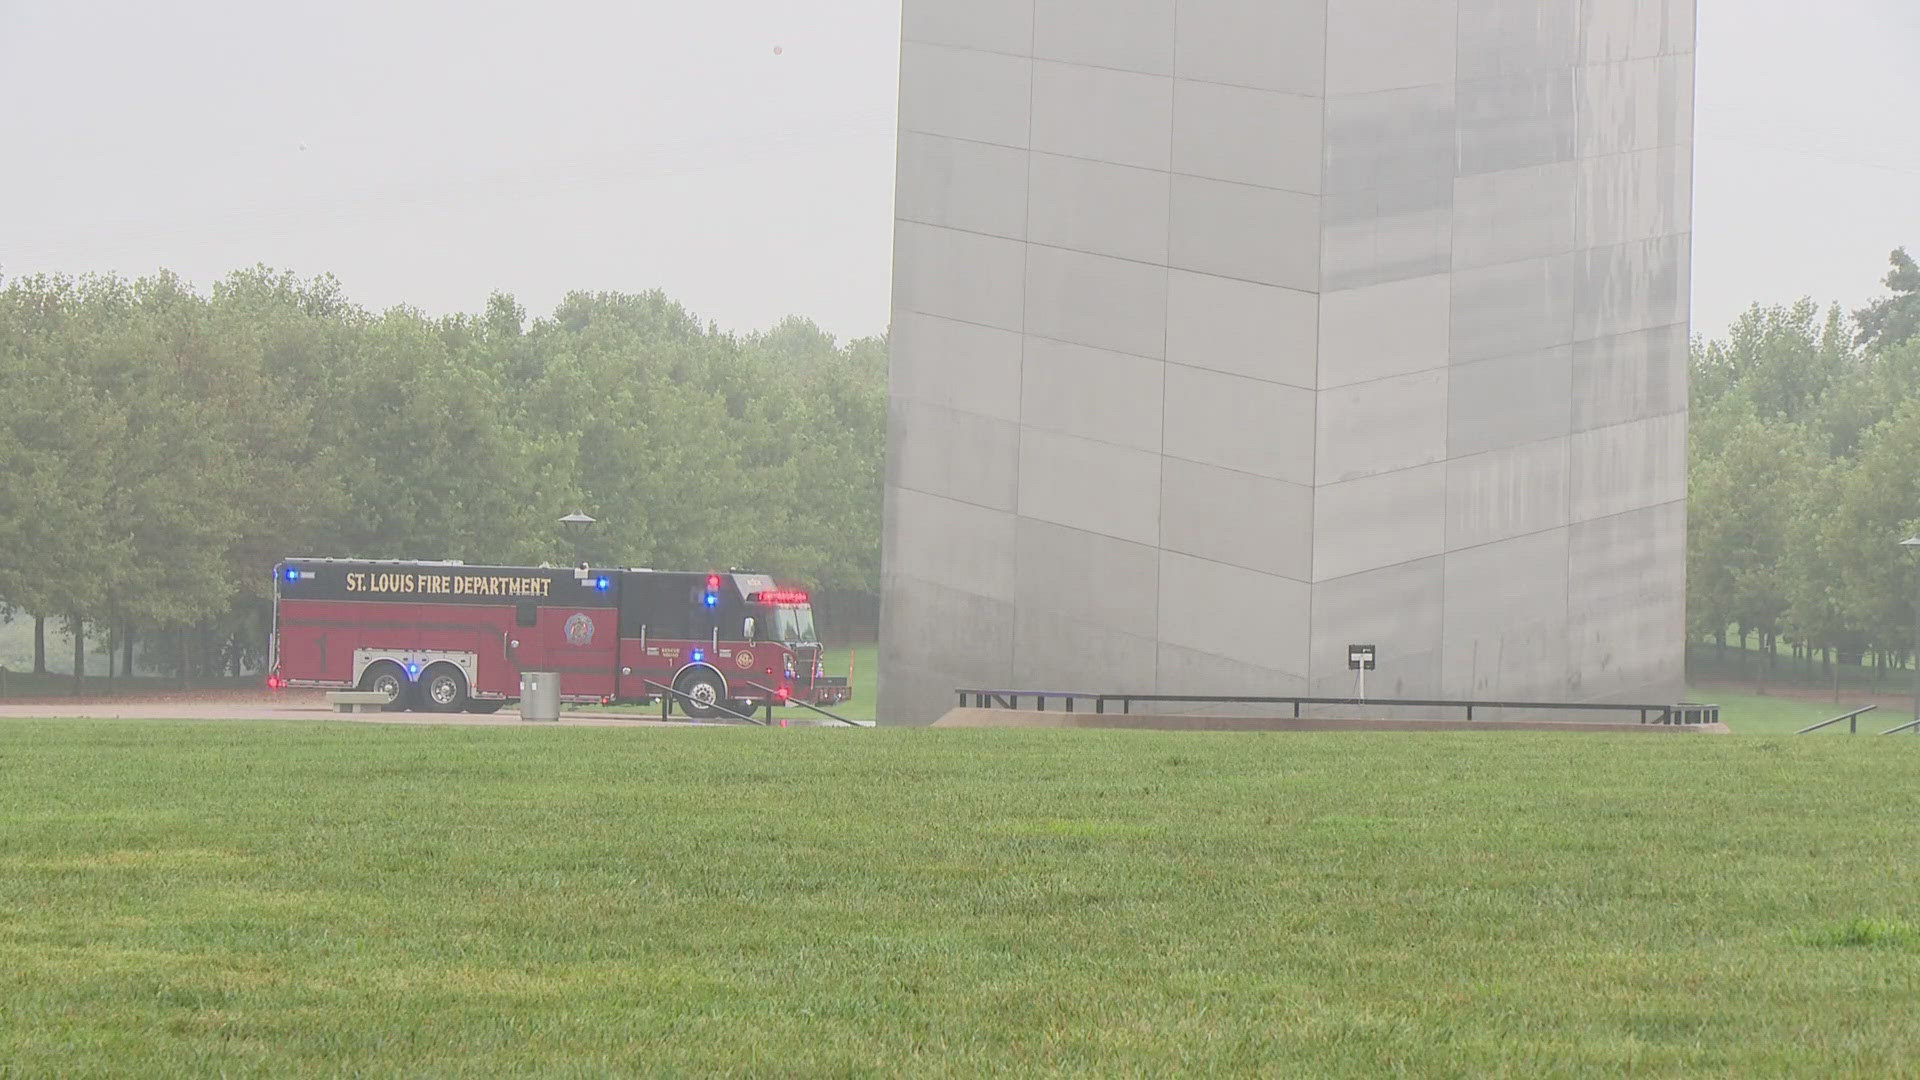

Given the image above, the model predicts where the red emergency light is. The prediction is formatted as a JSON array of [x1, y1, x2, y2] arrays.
[[751, 590, 810, 605]]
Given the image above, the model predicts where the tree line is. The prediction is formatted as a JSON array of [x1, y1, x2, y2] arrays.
[[4, 249, 1916, 691], [1689, 249, 1920, 687], [0, 268, 884, 683]]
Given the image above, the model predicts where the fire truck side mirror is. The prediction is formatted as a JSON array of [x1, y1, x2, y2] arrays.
[[743, 617, 756, 643]]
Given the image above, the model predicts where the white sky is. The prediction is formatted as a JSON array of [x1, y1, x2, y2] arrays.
[[2, 0, 1916, 341]]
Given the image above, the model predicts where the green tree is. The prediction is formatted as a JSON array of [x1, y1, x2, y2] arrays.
[[1854, 248, 1920, 352], [1829, 400, 1920, 663], [1686, 398, 1820, 681], [0, 274, 132, 687]]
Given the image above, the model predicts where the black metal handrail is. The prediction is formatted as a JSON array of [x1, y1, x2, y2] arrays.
[[641, 679, 767, 726], [1795, 705, 1878, 735], [954, 689, 1717, 726], [1880, 716, 1920, 736], [740, 681, 863, 727]]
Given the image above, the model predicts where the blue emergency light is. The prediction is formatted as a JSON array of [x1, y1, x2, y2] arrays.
[[691, 649, 705, 664]]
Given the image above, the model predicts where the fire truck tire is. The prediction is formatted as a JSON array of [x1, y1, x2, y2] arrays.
[[360, 661, 414, 712], [465, 701, 506, 715], [726, 699, 758, 720], [674, 669, 726, 719], [419, 664, 469, 713]]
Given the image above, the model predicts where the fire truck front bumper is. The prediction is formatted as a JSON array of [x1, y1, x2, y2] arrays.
[[804, 677, 852, 706]]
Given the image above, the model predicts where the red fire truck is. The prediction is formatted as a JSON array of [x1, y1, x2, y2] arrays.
[[268, 558, 851, 718]]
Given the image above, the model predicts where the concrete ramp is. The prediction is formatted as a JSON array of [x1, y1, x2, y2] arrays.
[[932, 708, 1730, 735]]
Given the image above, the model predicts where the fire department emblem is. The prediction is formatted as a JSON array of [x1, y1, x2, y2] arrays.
[[734, 649, 755, 670], [563, 612, 595, 646]]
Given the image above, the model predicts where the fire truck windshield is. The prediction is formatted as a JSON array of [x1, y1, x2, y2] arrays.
[[766, 604, 817, 644]]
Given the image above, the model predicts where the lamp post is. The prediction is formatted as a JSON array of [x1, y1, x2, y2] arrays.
[[1903, 537, 1920, 727], [560, 512, 596, 569]]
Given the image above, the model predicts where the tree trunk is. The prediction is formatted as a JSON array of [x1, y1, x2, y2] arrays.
[[71, 617, 84, 696], [179, 635, 191, 690], [33, 615, 46, 675], [123, 626, 134, 681]]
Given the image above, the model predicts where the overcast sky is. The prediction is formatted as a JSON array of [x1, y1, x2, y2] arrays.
[[2, 1, 1915, 341]]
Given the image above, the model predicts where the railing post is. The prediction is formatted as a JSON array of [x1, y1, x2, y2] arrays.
[[1096, 696, 1105, 714], [1467, 704, 1473, 722]]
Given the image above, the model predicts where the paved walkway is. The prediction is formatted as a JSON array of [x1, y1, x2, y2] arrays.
[[0, 689, 725, 728]]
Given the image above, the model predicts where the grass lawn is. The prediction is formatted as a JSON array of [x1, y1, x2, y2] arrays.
[[0, 672, 237, 698], [5, 722, 1920, 1074], [1692, 688, 1917, 736]]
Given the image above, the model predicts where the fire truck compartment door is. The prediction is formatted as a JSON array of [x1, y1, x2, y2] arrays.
[[540, 606, 617, 699]]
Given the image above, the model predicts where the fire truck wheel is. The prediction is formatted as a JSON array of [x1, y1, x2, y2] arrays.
[[726, 699, 758, 720], [675, 670, 725, 719], [360, 661, 414, 712], [419, 664, 469, 713], [465, 701, 506, 715]]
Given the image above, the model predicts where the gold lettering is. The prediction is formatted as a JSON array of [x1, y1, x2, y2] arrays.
[[343, 572, 568, 600]]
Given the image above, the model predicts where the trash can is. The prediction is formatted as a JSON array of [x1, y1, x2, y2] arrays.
[[519, 671, 561, 722]]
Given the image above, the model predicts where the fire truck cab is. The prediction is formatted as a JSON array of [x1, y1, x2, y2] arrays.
[[268, 558, 851, 718]]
